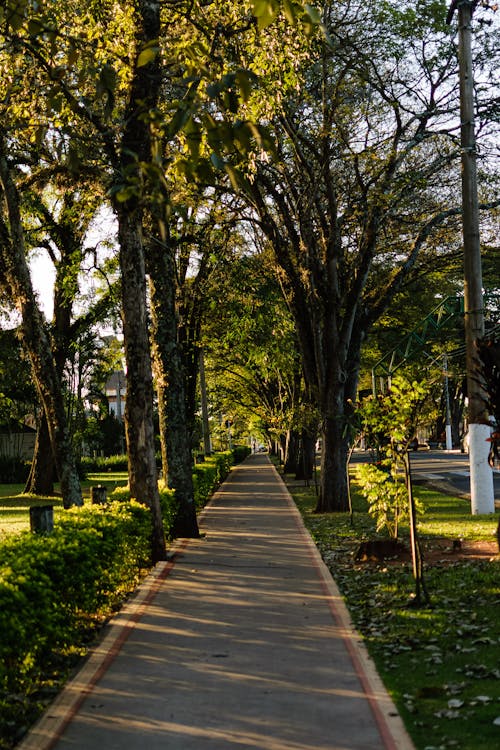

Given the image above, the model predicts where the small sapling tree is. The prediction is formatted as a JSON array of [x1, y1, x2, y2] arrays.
[[355, 375, 431, 605]]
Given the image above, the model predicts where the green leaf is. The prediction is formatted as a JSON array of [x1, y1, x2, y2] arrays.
[[304, 3, 321, 24], [28, 18, 44, 36], [250, 0, 280, 29], [7, 7, 25, 31], [137, 46, 159, 68], [233, 121, 252, 154], [225, 164, 241, 191], [235, 69, 255, 102], [222, 89, 239, 114], [185, 116, 202, 163], [97, 63, 117, 106], [282, 0, 298, 25], [167, 105, 191, 139], [206, 82, 221, 99], [193, 160, 215, 184]]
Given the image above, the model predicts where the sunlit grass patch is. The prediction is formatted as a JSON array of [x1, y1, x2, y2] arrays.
[[415, 487, 498, 541], [0, 494, 64, 534], [0, 472, 129, 535], [84, 471, 128, 485]]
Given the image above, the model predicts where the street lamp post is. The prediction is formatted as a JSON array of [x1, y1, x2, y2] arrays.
[[447, 1, 494, 513]]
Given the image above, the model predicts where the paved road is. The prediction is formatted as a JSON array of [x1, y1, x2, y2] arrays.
[[351, 449, 500, 504], [19, 454, 413, 750]]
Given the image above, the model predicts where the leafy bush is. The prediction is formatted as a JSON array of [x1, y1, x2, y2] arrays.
[[192, 462, 218, 508], [355, 462, 410, 539], [80, 454, 129, 474], [232, 445, 251, 463], [354, 377, 430, 539], [110, 484, 131, 502], [110, 483, 178, 539], [158, 486, 178, 538], [0, 501, 152, 747], [212, 451, 233, 482], [192, 452, 233, 508]]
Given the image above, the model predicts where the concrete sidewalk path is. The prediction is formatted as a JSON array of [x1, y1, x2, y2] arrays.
[[20, 454, 414, 750]]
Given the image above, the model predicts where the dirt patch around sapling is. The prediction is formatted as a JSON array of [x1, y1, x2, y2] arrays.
[[354, 536, 499, 567]]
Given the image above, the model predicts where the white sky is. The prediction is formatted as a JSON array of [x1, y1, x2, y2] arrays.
[[30, 254, 57, 319]]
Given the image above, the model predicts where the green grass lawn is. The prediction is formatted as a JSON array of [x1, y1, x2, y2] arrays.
[[0, 473, 128, 535], [282, 471, 500, 750]]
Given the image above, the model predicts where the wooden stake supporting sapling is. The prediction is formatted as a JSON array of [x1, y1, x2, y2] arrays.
[[401, 448, 430, 608]]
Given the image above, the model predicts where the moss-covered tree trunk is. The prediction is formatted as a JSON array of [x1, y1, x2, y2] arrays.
[[116, 209, 166, 562], [109, 0, 167, 563], [147, 233, 200, 539]]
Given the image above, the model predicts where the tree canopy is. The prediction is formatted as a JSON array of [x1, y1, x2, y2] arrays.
[[0, 0, 498, 530]]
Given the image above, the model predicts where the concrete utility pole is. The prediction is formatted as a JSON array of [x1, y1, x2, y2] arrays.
[[447, 1, 495, 513]]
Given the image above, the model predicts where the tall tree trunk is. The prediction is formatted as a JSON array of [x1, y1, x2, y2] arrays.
[[316, 412, 350, 513], [279, 432, 288, 466], [26, 285, 72, 495], [0, 145, 81, 508], [147, 233, 199, 539], [284, 430, 300, 474], [108, 0, 167, 563], [315, 350, 360, 513], [117, 209, 166, 562], [295, 429, 315, 481], [24, 414, 54, 495]]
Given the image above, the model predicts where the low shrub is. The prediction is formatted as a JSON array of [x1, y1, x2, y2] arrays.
[[110, 484, 178, 539], [111, 451, 233, 519], [159, 486, 178, 538], [232, 445, 251, 464], [0, 501, 152, 747], [192, 452, 233, 508], [80, 454, 129, 474], [192, 462, 218, 508]]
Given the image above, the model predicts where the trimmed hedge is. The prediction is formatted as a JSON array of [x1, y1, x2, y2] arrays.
[[110, 484, 178, 539], [232, 445, 252, 464], [0, 501, 152, 747], [79, 454, 129, 474], [193, 451, 233, 508], [80, 447, 250, 476], [109, 451, 236, 513]]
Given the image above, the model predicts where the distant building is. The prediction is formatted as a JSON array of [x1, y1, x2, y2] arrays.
[[0, 421, 36, 459], [105, 371, 126, 421]]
